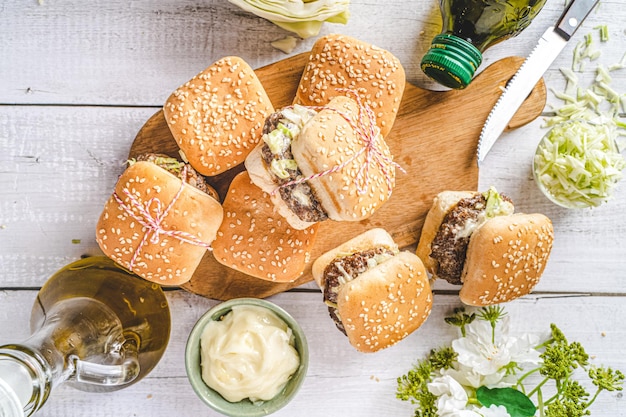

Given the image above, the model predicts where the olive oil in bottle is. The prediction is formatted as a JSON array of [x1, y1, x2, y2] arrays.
[[0, 256, 171, 416], [421, 0, 548, 89]]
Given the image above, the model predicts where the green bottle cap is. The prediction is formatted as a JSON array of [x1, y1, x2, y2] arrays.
[[421, 34, 483, 89]]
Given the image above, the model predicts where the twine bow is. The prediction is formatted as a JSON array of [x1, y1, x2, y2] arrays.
[[112, 166, 212, 272], [275, 88, 404, 196]]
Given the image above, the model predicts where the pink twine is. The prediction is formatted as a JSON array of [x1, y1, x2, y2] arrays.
[[112, 166, 212, 272], [273, 88, 404, 197]]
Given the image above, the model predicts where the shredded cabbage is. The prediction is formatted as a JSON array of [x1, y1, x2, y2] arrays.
[[263, 129, 288, 154], [228, 0, 350, 38], [482, 186, 514, 218], [271, 36, 298, 53], [538, 27, 626, 208], [534, 120, 626, 208], [270, 158, 298, 179]]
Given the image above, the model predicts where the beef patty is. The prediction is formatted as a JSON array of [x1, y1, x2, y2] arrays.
[[322, 247, 396, 334], [430, 193, 512, 285], [261, 111, 328, 223]]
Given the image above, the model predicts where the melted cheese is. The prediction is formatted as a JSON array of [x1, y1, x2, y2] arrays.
[[199, 305, 300, 403], [455, 201, 515, 240]]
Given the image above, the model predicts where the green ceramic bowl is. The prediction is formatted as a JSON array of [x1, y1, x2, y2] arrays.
[[185, 298, 308, 417]]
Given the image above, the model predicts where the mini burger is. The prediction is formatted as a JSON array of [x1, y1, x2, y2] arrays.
[[96, 154, 224, 286], [245, 95, 396, 230], [416, 188, 554, 306], [211, 171, 318, 282], [163, 56, 274, 176], [312, 228, 433, 353]]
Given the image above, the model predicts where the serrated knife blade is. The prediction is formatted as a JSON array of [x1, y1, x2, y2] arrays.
[[477, 0, 600, 164]]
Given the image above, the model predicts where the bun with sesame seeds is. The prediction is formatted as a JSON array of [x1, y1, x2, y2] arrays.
[[459, 213, 554, 306], [245, 95, 396, 230], [96, 160, 224, 286], [211, 171, 319, 282], [163, 56, 274, 177], [294, 34, 406, 138], [416, 188, 554, 305], [312, 228, 433, 353]]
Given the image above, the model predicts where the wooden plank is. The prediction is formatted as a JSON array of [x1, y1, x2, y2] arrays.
[[1, 1, 625, 417], [0, 106, 156, 285], [1, 106, 626, 294], [0, 291, 623, 416], [1, 0, 624, 106]]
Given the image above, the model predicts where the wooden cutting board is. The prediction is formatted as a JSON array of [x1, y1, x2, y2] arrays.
[[129, 53, 546, 300]]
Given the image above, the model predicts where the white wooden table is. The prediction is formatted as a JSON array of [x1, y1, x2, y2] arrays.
[[1, 0, 625, 416]]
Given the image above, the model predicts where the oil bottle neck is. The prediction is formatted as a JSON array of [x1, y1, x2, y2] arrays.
[[0, 344, 69, 417]]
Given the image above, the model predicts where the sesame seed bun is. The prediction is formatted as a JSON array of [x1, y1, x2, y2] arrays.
[[294, 34, 406, 138], [294, 96, 396, 222], [312, 229, 433, 353], [415, 190, 554, 305], [163, 56, 274, 176], [96, 161, 224, 286], [459, 213, 554, 306], [211, 171, 319, 282], [416, 190, 479, 274], [244, 96, 396, 229]]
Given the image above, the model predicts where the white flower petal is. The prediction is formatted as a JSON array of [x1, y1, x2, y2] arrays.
[[450, 314, 542, 386], [470, 404, 511, 417], [427, 375, 469, 414]]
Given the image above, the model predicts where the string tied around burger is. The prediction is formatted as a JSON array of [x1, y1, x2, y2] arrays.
[[274, 88, 404, 197], [112, 165, 212, 272]]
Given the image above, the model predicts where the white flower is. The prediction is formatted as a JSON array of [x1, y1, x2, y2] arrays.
[[427, 375, 480, 417], [470, 404, 511, 417], [448, 410, 483, 417], [441, 364, 506, 389], [451, 316, 540, 387]]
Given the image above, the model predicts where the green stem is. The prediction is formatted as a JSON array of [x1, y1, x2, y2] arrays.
[[534, 338, 554, 350], [543, 392, 559, 405], [585, 387, 602, 410], [537, 388, 544, 417], [528, 377, 549, 398], [516, 367, 541, 387]]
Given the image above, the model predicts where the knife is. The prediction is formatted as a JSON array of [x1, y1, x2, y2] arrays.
[[477, 0, 600, 164]]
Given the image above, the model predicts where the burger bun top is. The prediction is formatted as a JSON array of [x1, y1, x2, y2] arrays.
[[212, 171, 319, 282], [459, 213, 554, 306], [337, 250, 433, 353], [294, 96, 396, 223]]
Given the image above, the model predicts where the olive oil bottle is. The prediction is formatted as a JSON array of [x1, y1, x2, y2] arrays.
[[0, 257, 171, 416], [421, 0, 548, 89]]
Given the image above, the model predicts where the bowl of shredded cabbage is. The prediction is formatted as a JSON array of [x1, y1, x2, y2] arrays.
[[533, 120, 625, 209]]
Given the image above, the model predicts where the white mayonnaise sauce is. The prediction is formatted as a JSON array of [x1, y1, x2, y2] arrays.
[[200, 305, 300, 403]]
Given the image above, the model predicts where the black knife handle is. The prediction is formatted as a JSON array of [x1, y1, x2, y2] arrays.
[[555, 0, 600, 40]]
